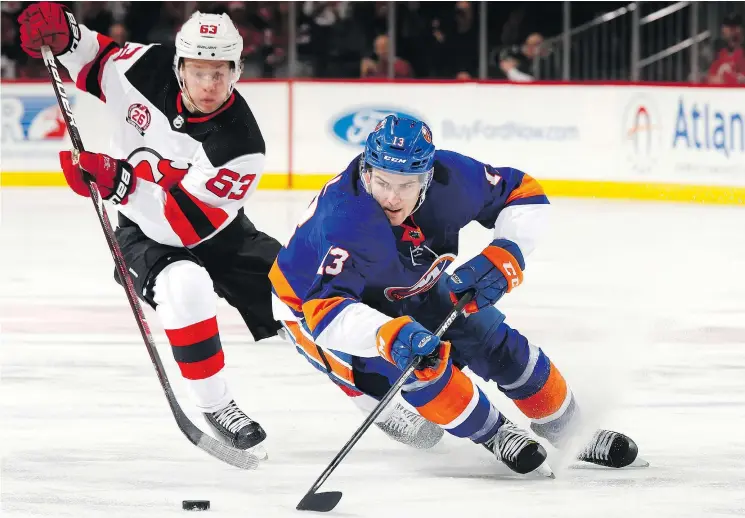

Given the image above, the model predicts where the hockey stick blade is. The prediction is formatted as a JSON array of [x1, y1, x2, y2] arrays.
[[178, 404, 260, 470], [296, 491, 343, 512], [296, 292, 474, 512], [40, 46, 259, 471]]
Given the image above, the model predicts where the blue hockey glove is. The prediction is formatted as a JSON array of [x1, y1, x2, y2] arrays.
[[447, 238, 525, 313], [376, 316, 451, 382]]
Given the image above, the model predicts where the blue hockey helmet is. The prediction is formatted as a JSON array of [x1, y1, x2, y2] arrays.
[[360, 114, 435, 211]]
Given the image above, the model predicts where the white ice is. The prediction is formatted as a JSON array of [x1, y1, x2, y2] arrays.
[[2, 189, 744, 517]]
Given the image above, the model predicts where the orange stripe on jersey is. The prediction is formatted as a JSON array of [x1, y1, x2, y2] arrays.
[[416, 367, 475, 426], [506, 174, 546, 205], [302, 296, 350, 333], [284, 321, 354, 384], [269, 260, 302, 312], [514, 362, 568, 419]]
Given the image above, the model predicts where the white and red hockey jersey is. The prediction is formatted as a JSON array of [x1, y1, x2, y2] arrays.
[[58, 26, 266, 248]]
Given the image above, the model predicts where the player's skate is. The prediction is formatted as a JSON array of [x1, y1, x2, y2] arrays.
[[375, 402, 444, 449], [484, 419, 554, 477], [576, 429, 648, 468], [204, 400, 268, 460]]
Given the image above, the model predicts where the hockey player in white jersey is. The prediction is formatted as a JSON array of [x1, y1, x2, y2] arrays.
[[18, 3, 278, 455]]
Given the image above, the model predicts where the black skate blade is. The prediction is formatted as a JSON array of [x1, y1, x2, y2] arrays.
[[296, 491, 343, 512]]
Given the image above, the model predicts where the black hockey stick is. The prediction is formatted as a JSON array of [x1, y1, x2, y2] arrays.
[[296, 291, 475, 512], [40, 46, 259, 470]]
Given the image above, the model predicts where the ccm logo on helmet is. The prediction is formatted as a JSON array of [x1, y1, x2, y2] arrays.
[[383, 156, 407, 163]]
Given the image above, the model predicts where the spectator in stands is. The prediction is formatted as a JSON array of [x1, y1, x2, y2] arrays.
[[446, 1, 479, 78], [1, 11, 21, 78], [707, 13, 745, 85], [394, 2, 430, 78], [496, 32, 544, 82], [302, 1, 342, 78], [109, 23, 129, 47], [80, 2, 113, 36], [263, 3, 290, 77], [326, 3, 366, 78], [429, 17, 447, 74], [501, 7, 527, 47], [222, 2, 259, 64], [146, 2, 184, 46], [360, 34, 413, 78], [360, 1, 389, 48], [244, 4, 288, 78], [427, 1, 478, 78]]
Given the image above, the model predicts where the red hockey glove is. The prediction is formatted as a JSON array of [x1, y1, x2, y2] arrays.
[[59, 151, 137, 205], [18, 2, 80, 58]]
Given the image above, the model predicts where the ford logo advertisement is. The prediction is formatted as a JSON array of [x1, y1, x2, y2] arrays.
[[331, 107, 422, 146]]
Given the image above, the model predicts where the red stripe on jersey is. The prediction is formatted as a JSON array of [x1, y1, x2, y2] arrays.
[[165, 316, 219, 347], [178, 350, 225, 380], [188, 94, 236, 123], [164, 191, 202, 246], [177, 183, 229, 229], [76, 33, 118, 101], [95, 47, 119, 103], [175, 92, 237, 124]]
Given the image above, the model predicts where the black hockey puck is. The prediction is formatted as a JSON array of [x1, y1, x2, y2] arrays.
[[182, 500, 210, 511]]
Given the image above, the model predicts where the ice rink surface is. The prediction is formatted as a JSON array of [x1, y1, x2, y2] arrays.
[[2, 189, 744, 517]]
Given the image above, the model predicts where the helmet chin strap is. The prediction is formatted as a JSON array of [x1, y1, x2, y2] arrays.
[[180, 85, 202, 114], [411, 173, 432, 215]]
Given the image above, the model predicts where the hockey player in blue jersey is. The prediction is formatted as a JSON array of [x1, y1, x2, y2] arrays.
[[270, 115, 643, 475]]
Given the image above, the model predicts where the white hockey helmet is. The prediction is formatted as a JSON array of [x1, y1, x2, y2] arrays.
[[173, 12, 243, 95]]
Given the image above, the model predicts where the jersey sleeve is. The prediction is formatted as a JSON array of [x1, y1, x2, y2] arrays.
[[123, 145, 265, 247], [481, 165, 550, 257], [443, 150, 550, 258], [57, 25, 160, 104], [300, 202, 395, 358]]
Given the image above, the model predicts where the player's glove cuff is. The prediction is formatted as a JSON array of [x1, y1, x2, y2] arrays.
[[482, 239, 525, 293], [376, 316, 414, 364], [102, 160, 136, 205]]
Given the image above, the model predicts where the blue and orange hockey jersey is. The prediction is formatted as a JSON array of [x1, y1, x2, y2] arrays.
[[270, 149, 549, 358]]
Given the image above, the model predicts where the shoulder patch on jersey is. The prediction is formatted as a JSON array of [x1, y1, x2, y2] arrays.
[[126, 103, 152, 136]]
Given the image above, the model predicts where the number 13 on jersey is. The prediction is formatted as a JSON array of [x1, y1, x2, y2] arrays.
[[317, 247, 349, 276]]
